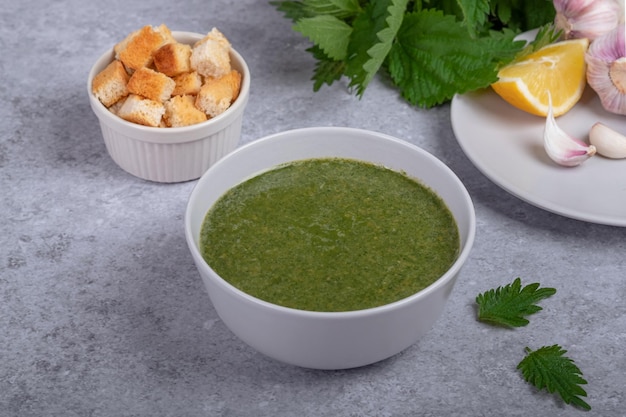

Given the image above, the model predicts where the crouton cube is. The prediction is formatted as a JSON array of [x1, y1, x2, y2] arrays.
[[108, 96, 127, 116], [117, 94, 165, 127], [195, 69, 242, 118], [127, 67, 176, 103], [164, 95, 208, 127], [92, 60, 130, 107], [153, 42, 192, 77], [190, 28, 231, 78], [115, 24, 174, 72], [172, 71, 203, 96], [222, 69, 242, 101]]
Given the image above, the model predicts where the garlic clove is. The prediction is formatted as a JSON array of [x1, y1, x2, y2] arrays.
[[544, 92, 596, 167], [589, 122, 626, 158], [585, 23, 626, 115], [554, 0, 621, 40]]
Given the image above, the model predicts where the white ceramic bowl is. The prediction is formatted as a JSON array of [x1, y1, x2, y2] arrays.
[[87, 31, 250, 183], [185, 127, 476, 369]]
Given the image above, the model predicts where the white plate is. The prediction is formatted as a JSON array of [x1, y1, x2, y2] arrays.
[[451, 83, 626, 227]]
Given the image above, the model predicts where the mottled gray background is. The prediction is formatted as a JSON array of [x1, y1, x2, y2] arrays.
[[1, 1, 625, 416]]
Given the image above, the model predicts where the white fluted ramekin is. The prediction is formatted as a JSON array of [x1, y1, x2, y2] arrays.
[[87, 31, 250, 183]]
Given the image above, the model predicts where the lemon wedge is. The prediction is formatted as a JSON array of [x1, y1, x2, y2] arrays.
[[491, 38, 589, 117]]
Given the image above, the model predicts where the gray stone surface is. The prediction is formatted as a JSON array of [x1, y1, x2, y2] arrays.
[[1, 1, 625, 416]]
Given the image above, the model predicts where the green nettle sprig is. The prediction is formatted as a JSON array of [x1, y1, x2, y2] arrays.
[[476, 277, 557, 327], [270, 0, 557, 107], [476, 278, 591, 411]]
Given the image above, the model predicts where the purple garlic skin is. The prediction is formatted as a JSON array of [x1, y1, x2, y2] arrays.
[[544, 92, 596, 167], [554, 0, 622, 40], [586, 23, 626, 115]]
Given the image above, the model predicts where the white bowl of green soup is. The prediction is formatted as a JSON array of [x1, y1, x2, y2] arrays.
[[185, 127, 475, 370]]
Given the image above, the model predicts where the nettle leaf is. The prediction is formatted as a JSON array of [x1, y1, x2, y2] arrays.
[[510, 24, 560, 64], [345, 0, 409, 96], [271, 1, 313, 22], [345, 2, 387, 81], [307, 45, 346, 91], [360, 0, 408, 94], [522, 0, 557, 31], [456, 0, 489, 37], [294, 15, 353, 60], [490, 0, 513, 26], [475, 277, 557, 328], [489, 0, 556, 31], [303, 0, 362, 18], [387, 9, 523, 108], [518, 345, 591, 411], [481, 28, 526, 68]]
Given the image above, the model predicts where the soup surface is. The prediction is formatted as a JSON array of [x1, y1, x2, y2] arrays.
[[200, 158, 459, 312]]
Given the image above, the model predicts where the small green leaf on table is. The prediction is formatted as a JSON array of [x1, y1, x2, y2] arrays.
[[518, 345, 591, 411], [475, 277, 556, 327]]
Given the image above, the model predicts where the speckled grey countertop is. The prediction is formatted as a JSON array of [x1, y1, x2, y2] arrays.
[[2, 1, 625, 416]]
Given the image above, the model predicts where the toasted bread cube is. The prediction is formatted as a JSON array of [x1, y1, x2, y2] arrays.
[[164, 95, 207, 127], [115, 24, 174, 72], [153, 42, 192, 77], [172, 71, 203, 96], [117, 94, 165, 127], [127, 67, 176, 103], [190, 28, 231, 78], [108, 96, 127, 115], [222, 69, 242, 101], [195, 69, 242, 118], [92, 60, 130, 107]]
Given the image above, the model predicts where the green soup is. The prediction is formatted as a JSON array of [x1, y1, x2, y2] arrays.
[[200, 158, 460, 312]]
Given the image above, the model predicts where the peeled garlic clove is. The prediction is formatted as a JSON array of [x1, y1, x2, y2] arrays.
[[544, 93, 596, 166], [589, 122, 626, 158]]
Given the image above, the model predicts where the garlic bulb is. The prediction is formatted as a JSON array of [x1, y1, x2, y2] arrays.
[[553, 0, 621, 40], [586, 24, 626, 115], [589, 122, 626, 158], [544, 93, 596, 166]]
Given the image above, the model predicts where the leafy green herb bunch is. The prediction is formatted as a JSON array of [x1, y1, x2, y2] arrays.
[[271, 0, 556, 107]]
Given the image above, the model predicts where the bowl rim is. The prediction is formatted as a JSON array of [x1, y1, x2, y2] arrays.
[[87, 30, 251, 144], [185, 126, 476, 318]]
